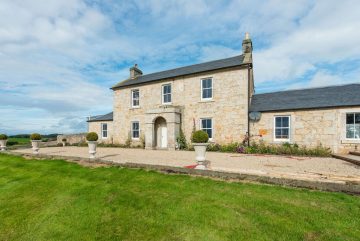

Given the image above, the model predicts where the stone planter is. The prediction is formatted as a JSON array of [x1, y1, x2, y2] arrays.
[[193, 143, 209, 170], [0, 139, 7, 151], [88, 141, 97, 159], [31, 140, 41, 154]]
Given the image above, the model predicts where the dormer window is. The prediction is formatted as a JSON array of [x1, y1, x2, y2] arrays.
[[201, 78, 213, 100], [162, 84, 172, 104], [131, 89, 140, 108]]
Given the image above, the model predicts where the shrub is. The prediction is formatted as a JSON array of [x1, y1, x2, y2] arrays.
[[62, 138, 67, 142], [30, 133, 41, 140], [7, 141, 18, 146], [86, 132, 98, 142], [42, 138, 49, 142], [0, 134, 8, 140], [140, 134, 145, 148], [207, 143, 221, 152], [191, 130, 209, 143], [176, 129, 188, 150]]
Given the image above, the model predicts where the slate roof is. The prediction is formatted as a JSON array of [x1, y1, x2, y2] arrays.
[[87, 112, 113, 122], [250, 84, 360, 112], [111, 55, 245, 89]]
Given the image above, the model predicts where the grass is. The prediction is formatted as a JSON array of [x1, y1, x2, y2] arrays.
[[0, 153, 359, 241], [7, 137, 30, 145]]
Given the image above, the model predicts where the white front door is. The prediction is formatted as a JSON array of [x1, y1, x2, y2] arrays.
[[161, 126, 167, 148]]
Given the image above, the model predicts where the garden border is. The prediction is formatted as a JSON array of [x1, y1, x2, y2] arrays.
[[4, 151, 360, 195]]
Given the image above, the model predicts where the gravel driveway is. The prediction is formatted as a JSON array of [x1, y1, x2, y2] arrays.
[[13, 146, 360, 183]]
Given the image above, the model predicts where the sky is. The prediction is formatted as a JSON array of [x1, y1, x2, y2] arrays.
[[0, 0, 360, 135]]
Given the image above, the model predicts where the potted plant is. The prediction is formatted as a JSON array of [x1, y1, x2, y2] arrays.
[[30, 133, 42, 154], [62, 138, 67, 147], [86, 132, 98, 159], [0, 134, 8, 151], [191, 130, 210, 169]]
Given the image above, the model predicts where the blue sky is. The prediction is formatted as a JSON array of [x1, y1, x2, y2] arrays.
[[0, 0, 360, 135]]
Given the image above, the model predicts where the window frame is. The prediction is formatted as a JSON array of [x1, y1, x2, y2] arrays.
[[162, 83, 172, 105], [101, 123, 108, 139], [131, 121, 140, 139], [273, 115, 291, 142], [200, 118, 213, 141], [201, 77, 213, 101], [345, 112, 360, 140], [131, 89, 140, 108]]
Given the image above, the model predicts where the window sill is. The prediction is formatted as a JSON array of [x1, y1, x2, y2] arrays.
[[130, 106, 140, 110], [199, 99, 214, 103], [341, 139, 360, 144], [273, 139, 291, 143], [132, 138, 140, 141]]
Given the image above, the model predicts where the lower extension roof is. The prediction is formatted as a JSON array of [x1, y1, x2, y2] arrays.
[[87, 112, 113, 122], [250, 84, 360, 112]]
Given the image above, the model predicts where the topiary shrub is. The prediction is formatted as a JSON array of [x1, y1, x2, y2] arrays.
[[86, 132, 98, 142], [191, 130, 209, 143], [0, 134, 8, 140], [30, 133, 41, 140]]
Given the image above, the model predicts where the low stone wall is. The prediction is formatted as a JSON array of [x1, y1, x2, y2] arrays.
[[57, 134, 87, 145]]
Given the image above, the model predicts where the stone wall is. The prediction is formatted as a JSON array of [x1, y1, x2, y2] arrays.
[[113, 66, 250, 148], [250, 107, 360, 154], [57, 133, 87, 145], [88, 121, 114, 144]]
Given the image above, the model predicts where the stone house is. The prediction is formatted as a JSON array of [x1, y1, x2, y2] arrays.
[[88, 34, 360, 153]]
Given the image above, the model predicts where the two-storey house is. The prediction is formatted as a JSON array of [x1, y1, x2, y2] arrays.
[[88, 33, 360, 154]]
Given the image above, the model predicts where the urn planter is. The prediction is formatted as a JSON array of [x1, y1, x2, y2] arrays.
[[193, 143, 210, 169], [31, 140, 41, 154], [88, 141, 97, 159], [0, 139, 7, 151]]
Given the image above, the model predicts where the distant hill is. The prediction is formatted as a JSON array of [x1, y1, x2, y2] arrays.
[[9, 134, 60, 139]]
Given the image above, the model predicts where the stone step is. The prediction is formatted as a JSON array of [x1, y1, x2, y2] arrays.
[[332, 154, 360, 166], [349, 151, 360, 157]]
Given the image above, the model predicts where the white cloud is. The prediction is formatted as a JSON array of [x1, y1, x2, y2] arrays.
[[1, 0, 360, 134]]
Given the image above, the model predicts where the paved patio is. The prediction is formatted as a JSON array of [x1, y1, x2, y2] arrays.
[[13, 146, 360, 183]]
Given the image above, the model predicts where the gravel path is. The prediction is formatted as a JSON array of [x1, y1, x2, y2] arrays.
[[13, 147, 360, 183]]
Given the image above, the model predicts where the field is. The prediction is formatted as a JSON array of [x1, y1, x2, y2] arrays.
[[7, 137, 30, 146], [0, 153, 359, 241]]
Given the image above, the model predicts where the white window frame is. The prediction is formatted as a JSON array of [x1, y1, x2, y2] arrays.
[[200, 118, 213, 141], [131, 121, 140, 139], [101, 123, 108, 139], [131, 89, 140, 108], [162, 83, 172, 105], [345, 112, 360, 140], [273, 116, 291, 142], [201, 77, 213, 101]]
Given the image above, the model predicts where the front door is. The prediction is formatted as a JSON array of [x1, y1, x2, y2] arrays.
[[161, 125, 167, 148]]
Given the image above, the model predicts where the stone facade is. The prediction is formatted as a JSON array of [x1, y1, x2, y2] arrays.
[[250, 107, 360, 154], [88, 121, 114, 144], [57, 133, 86, 145], [112, 67, 251, 149]]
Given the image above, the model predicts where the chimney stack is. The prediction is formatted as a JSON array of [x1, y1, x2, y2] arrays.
[[130, 64, 143, 79], [242, 32, 253, 63]]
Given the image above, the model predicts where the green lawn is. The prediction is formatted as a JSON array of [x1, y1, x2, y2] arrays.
[[0, 154, 359, 241], [7, 137, 30, 145]]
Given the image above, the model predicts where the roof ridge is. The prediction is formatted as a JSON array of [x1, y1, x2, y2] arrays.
[[254, 83, 360, 96], [140, 54, 244, 78]]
